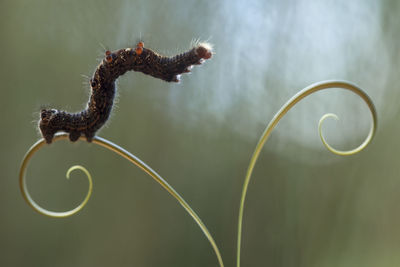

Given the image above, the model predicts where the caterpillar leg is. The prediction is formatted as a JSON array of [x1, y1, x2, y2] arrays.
[[84, 131, 95, 142], [69, 131, 81, 142]]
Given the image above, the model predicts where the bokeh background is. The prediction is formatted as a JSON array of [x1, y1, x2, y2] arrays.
[[1, 0, 400, 266]]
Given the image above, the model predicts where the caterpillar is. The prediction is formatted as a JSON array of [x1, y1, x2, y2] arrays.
[[39, 41, 213, 144]]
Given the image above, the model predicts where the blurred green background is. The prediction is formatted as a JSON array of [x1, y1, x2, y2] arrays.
[[1, 0, 400, 266]]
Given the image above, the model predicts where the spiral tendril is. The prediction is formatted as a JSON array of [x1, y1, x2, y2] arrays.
[[318, 113, 371, 156], [19, 140, 93, 218], [20, 79, 377, 267], [19, 133, 224, 267], [236, 80, 377, 267]]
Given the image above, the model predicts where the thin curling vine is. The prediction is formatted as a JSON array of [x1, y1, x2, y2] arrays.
[[236, 80, 377, 267], [19, 133, 225, 267]]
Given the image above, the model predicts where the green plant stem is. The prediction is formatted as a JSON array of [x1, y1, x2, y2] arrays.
[[19, 133, 224, 267], [236, 80, 377, 267]]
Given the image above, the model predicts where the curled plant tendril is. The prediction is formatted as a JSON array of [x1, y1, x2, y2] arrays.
[[20, 79, 376, 267], [19, 133, 224, 267], [318, 113, 367, 156], [236, 80, 377, 267], [19, 161, 93, 218]]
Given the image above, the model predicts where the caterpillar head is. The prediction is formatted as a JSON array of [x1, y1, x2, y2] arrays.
[[39, 109, 59, 143]]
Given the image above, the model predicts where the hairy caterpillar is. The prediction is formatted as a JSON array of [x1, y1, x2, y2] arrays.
[[39, 41, 213, 144]]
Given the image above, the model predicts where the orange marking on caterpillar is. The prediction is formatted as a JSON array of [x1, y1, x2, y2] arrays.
[[106, 55, 112, 63]]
